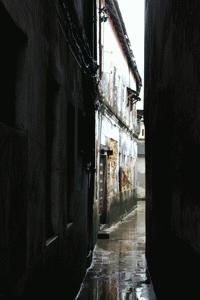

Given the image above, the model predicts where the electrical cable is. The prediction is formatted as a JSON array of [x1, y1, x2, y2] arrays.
[[55, 0, 98, 78]]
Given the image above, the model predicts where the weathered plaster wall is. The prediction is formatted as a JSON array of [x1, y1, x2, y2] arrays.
[[96, 4, 138, 225], [145, 1, 200, 298], [99, 12, 138, 131], [96, 111, 137, 225]]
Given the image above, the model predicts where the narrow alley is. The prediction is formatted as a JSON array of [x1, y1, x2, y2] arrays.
[[4, 0, 200, 299], [76, 202, 156, 300]]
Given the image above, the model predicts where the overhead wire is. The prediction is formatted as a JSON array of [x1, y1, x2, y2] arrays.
[[55, 0, 98, 78]]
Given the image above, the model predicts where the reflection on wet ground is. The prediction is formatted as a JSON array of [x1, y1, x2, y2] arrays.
[[76, 201, 157, 300]]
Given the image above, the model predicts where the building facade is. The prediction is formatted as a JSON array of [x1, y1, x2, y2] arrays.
[[0, 0, 97, 298], [95, 0, 142, 226], [136, 110, 145, 199], [145, 0, 200, 299]]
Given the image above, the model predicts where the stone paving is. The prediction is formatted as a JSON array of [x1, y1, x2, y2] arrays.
[[76, 201, 157, 300]]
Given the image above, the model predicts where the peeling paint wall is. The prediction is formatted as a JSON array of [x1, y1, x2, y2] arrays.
[[96, 3, 138, 225], [98, 2, 138, 130], [120, 131, 137, 193], [96, 112, 137, 224]]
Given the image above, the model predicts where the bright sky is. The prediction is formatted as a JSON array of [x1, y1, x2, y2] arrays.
[[118, 0, 144, 109]]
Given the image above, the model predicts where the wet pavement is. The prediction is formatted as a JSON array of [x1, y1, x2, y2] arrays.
[[76, 201, 157, 300]]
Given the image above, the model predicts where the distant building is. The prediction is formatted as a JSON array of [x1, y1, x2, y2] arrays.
[[95, 0, 142, 226], [136, 110, 145, 199]]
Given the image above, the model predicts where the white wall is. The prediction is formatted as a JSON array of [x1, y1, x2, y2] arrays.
[[118, 0, 145, 110], [136, 157, 145, 199], [99, 15, 138, 131], [95, 1, 139, 215]]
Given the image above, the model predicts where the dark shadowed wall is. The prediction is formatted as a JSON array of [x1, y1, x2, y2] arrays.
[[0, 0, 97, 298], [145, 1, 200, 299]]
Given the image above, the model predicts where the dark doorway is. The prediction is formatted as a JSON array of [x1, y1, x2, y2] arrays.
[[99, 154, 107, 224]]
